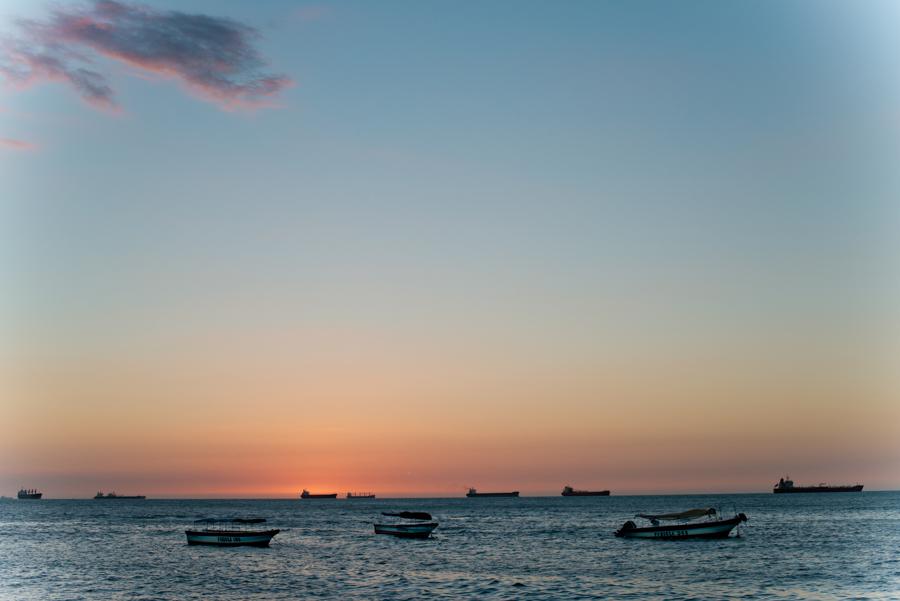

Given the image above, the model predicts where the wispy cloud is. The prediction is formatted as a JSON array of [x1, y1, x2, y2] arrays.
[[0, 137, 37, 150], [0, 1, 291, 111]]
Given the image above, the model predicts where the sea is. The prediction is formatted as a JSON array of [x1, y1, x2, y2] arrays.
[[1, 492, 898, 600]]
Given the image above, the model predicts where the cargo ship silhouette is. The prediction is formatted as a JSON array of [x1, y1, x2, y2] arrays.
[[773, 476, 863, 493], [300, 489, 338, 499], [466, 488, 519, 497], [94, 491, 146, 499], [561, 485, 610, 497]]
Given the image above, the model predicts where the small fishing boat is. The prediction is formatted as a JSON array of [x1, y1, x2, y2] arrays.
[[466, 488, 519, 497], [375, 511, 438, 539], [300, 489, 338, 499], [347, 492, 376, 499], [185, 518, 279, 547], [614, 508, 747, 539], [561, 485, 610, 497]]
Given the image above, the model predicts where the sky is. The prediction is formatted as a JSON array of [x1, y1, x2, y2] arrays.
[[1, 0, 898, 498]]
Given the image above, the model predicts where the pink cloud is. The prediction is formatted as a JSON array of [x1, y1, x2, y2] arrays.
[[0, 137, 37, 150], [0, 1, 291, 111]]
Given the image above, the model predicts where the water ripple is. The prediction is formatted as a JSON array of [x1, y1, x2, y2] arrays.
[[1, 493, 898, 599]]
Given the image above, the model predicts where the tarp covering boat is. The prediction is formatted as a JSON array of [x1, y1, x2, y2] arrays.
[[636, 508, 716, 522], [381, 511, 432, 521], [193, 518, 267, 524]]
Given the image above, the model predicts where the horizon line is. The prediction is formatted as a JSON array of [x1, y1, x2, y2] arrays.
[[13, 489, 898, 500]]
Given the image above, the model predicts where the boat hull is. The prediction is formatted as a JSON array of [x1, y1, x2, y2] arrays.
[[615, 515, 746, 539], [466, 492, 519, 497], [773, 485, 863, 493], [562, 490, 610, 496], [300, 493, 338, 499], [185, 529, 280, 547], [17, 493, 42, 500], [374, 523, 438, 539]]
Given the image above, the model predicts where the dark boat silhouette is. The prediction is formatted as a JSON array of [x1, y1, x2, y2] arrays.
[[17, 488, 42, 500], [346, 492, 376, 499], [561, 485, 610, 497], [466, 488, 519, 497], [300, 489, 338, 499], [773, 477, 863, 494], [94, 491, 146, 499]]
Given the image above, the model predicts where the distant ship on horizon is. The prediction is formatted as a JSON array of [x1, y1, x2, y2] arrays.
[[94, 491, 146, 499], [17, 488, 42, 500], [300, 489, 338, 499], [773, 477, 863, 494], [561, 485, 610, 497], [466, 488, 519, 498], [346, 492, 376, 499]]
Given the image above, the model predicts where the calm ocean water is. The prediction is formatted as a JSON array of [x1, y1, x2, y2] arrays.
[[1, 492, 898, 599]]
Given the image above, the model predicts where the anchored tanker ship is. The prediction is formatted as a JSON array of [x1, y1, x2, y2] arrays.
[[94, 491, 146, 499], [346, 492, 376, 499], [466, 488, 519, 498], [773, 477, 863, 494], [17, 488, 42, 500], [561, 485, 610, 497], [300, 489, 338, 499]]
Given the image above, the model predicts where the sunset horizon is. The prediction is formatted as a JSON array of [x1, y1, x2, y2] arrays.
[[3, 0, 899, 503], [3, 2, 899, 598]]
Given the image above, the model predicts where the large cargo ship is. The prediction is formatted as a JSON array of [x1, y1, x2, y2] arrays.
[[561, 485, 610, 497], [466, 488, 519, 498], [17, 488, 42, 500], [773, 477, 863, 494], [300, 489, 338, 499], [94, 491, 146, 499], [346, 492, 376, 499]]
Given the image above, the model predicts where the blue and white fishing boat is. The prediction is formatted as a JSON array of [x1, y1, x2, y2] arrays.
[[185, 518, 280, 547], [614, 508, 747, 539], [375, 511, 438, 539]]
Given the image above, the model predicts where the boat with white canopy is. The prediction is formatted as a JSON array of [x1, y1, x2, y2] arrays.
[[374, 511, 438, 539], [185, 518, 280, 547], [614, 508, 747, 539]]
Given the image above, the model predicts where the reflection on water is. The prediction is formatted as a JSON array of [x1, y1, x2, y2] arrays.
[[1, 493, 898, 599]]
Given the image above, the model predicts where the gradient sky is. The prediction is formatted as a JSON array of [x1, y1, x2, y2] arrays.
[[2, 1, 899, 497]]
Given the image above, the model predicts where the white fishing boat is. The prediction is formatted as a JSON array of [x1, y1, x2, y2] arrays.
[[374, 511, 438, 539], [614, 508, 747, 539], [185, 518, 280, 547]]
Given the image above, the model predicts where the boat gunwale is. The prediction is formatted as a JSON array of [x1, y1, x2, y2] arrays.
[[184, 528, 280, 537]]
